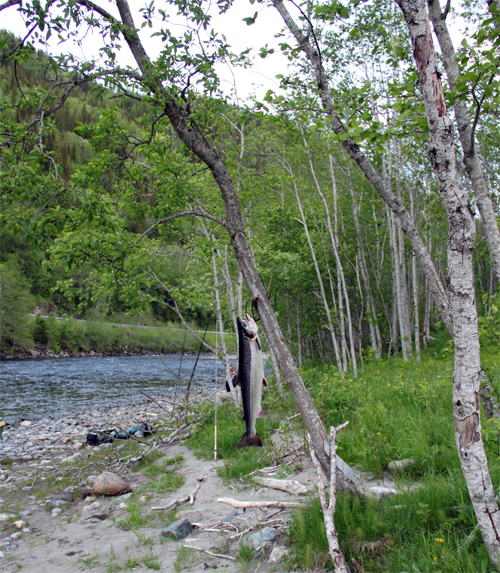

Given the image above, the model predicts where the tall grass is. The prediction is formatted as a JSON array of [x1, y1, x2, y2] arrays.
[[285, 342, 500, 571]]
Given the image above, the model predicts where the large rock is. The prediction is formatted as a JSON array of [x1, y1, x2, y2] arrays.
[[92, 472, 132, 496]]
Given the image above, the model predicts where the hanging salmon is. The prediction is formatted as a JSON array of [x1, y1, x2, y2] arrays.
[[236, 313, 267, 447]]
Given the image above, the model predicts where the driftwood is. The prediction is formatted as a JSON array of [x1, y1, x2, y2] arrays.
[[308, 423, 350, 573], [217, 497, 302, 510], [252, 476, 308, 495], [152, 475, 207, 511], [183, 546, 236, 561]]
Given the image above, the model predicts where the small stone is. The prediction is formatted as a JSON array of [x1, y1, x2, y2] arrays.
[[93, 472, 132, 496], [12, 521, 26, 529], [249, 526, 278, 548], [79, 485, 92, 499], [22, 528, 29, 533], [0, 514, 15, 523], [139, 496, 146, 502], [10, 533, 21, 541], [0, 550, 4, 559], [73, 442, 83, 451], [268, 546, 289, 563], [387, 459, 415, 473], [19, 511, 31, 518], [161, 518, 193, 540], [119, 503, 127, 509], [20, 421, 32, 427], [51, 508, 62, 517], [58, 491, 75, 502], [51, 499, 67, 508]]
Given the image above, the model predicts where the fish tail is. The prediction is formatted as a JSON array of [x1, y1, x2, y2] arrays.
[[237, 431, 263, 448]]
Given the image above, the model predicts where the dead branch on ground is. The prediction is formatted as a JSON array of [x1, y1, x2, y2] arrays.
[[308, 422, 350, 573], [151, 475, 207, 511]]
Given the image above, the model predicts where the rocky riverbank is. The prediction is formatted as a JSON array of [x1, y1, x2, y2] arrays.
[[0, 391, 202, 461]]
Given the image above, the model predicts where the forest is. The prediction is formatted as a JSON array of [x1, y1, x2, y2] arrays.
[[0, 0, 499, 569]]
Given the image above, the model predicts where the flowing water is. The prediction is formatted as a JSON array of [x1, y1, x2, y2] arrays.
[[0, 354, 232, 422]]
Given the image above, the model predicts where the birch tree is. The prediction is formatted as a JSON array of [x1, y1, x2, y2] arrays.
[[396, 0, 500, 563]]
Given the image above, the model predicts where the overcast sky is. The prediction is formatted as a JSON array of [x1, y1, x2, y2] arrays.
[[2, 0, 467, 104], [3, 0, 294, 103]]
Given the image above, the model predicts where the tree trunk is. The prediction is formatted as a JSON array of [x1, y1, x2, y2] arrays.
[[290, 171, 343, 374], [428, 0, 500, 284], [396, 0, 500, 564]]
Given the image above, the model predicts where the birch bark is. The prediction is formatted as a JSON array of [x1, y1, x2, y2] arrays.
[[396, 0, 500, 564], [428, 0, 500, 283]]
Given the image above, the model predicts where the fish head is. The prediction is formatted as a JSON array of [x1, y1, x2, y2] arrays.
[[237, 313, 259, 339]]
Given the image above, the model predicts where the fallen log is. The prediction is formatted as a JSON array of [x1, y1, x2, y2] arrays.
[[252, 476, 308, 495], [217, 497, 303, 510]]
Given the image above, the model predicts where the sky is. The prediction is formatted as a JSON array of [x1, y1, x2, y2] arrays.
[[2, 0, 294, 103], [2, 0, 468, 104]]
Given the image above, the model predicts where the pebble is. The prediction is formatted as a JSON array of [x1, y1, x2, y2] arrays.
[[0, 514, 15, 523], [51, 508, 62, 517], [0, 550, 4, 558], [10, 533, 21, 541], [268, 546, 289, 563], [13, 520, 26, 529]]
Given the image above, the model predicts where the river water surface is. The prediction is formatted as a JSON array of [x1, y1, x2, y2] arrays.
[[0, 354, 231, 422]]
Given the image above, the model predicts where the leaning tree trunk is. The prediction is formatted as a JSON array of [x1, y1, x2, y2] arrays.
[[110, 0, 354, 490], [396, 0, 500, 565]]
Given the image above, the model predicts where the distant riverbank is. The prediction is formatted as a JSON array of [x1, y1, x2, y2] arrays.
[[1, 316, 236, 360]]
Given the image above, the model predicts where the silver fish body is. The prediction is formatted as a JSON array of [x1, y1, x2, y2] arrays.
[[236, 314, 266, 447]]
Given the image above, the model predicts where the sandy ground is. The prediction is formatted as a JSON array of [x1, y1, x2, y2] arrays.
[[1, 444, 298, 572]]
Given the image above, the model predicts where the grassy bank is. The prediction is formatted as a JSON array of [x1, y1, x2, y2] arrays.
[[2, 315, 237, 356], [188, 340, 500, 572]]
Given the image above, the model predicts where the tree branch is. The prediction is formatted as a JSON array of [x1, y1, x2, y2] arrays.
[[134, 210, 228, 245]]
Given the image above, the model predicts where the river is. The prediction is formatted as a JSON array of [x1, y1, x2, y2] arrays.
[[0, 354, 233, 422]]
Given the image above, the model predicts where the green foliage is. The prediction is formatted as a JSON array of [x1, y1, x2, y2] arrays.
[[303, 353, 458, 476], [0, 257, 34, 347]]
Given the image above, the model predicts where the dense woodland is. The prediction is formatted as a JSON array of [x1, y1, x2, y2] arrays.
[[0, 0, 499, 567]]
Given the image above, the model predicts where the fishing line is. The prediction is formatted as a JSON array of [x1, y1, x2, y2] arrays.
[[173, 327, 188, 405], [185, 312, 212, 405], [214, 315, 218, 461]]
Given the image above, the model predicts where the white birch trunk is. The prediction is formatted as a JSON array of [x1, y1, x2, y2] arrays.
[[428, 0, 500, 284], [290, 173, 343, 373], [272, 0, 453, 336], [397, 0, 500, 564]]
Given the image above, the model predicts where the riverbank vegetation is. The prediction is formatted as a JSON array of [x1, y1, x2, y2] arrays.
[[1, 313, 231, 358]]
